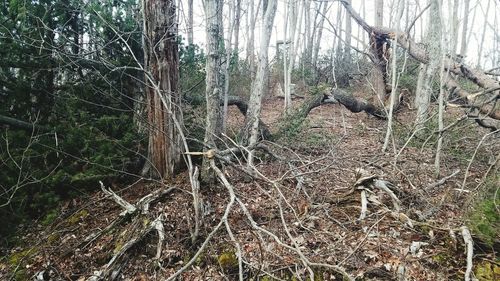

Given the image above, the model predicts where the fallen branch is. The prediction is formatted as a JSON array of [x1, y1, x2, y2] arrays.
[[426, 169, 460, 191], [332, 89, 387, 119], [461, 226, 474, 281]]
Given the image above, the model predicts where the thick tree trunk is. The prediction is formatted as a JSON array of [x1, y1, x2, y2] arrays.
[[202, 0, 224, 182], [142, 0, 183, 180]]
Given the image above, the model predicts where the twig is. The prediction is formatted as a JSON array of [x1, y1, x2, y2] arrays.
[[426, 169, 460, 191]]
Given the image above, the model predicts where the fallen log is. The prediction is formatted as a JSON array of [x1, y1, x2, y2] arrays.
[[331, 89, 387, 119], [338, 0, 500, 120]]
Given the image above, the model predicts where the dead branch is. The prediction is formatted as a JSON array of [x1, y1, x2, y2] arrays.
[[460, 226, 474, 281], [100, 181, 136, 215], [332, 89, 387, 119], [426, 169, 460, 191]]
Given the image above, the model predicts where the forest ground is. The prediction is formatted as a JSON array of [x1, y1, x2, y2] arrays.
[[1, 85, 499, 280]]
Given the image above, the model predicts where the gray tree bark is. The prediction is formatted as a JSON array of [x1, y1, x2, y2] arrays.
[[202, 0, 224, 182], [244, 0, 277, 166], [414, 0, 442, 130]]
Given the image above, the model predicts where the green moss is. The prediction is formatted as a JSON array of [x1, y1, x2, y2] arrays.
[[14, 269, 28, 281], [47, 233, 60, 244], [8, 248, 36, 267], [467, 176, 500, 247], [41, 209, 59, 226], [217, 250, 238, 272], [475, 261, 500, 281], [66, 209, 89, 225]]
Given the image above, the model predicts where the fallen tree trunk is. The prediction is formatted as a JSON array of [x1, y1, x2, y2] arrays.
[[0, 114, 50, 132], [339, 0, 500, 120], [332, 89, 387, 119]]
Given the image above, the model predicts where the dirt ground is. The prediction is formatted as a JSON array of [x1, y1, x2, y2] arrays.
[[1, 91, 498, 280]]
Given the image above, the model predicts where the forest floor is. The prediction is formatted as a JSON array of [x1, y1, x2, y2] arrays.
[[1, 86, 499, 280]]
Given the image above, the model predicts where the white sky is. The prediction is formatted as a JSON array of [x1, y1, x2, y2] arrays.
[[178, 0, 499, 70]]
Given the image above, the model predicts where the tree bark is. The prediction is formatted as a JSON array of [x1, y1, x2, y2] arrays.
[[459, 0, 470, 57], [415, 0, 442, 129], [243, 0, 277, 166], [202, 0, 224, 182], [187, 0, 193, 45], [142, 0, 183, 180], [370, 0, 387, 102]]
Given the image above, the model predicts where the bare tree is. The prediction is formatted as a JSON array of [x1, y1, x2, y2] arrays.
[[370, 0, 387, 102], [187, 0, 194, 45], [312, 1, 328, 68], [202, 0, 224, 182], [477, 0, 491, 68], [459, 0, 470, 57], [233, 0, 242, 63], [244, 0, 278, 166], [415, 0, 442, 130], [142, 0, 183, 179]]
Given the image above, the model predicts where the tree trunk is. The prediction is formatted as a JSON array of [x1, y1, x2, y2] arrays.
[[142, 0, 183, 180], [243, 0, 277, 166], [312, 2, 328, 69], [459, 0, 470, 57], [371, 0, 387, 102], [477, 0, 491, 68], [233, 0, 241, 64], [187, 0, 193, 45], [202, 0, 224, 182], [414, 0, 442, 130]]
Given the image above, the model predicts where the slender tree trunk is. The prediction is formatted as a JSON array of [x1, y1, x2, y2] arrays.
[[382, 0, 404, 152], [370, 0, 386, 101], [233, 0, 241, 64], [477, 0, 491, 68], [247, 0, 257, 73], [244, 0, 277, 166], [222, 0, 236, 132], [435, 0, 447, 176], [466, 1, 477, 56], [450, 0, 459, 55], [343, 0, 352, 65], [202, 0, 224, 182], [312, 1, 328, 69], [142, 0, 183, 179], [415, 0, 442, 130], [284, 0, 298, 113], [187, 0, 193, 45]]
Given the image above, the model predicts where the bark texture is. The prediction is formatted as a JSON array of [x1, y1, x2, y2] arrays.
[[202, 0, 224, 182], [143, 0, 183, 179]]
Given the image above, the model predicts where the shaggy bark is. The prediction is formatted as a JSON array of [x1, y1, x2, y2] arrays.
[[143, 0, 183, 179]]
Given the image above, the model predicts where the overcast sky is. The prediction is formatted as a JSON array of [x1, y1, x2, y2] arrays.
[[177, 0, 499, 70]]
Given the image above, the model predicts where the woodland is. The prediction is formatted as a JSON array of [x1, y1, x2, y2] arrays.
[[0, 0, 499, 280]]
